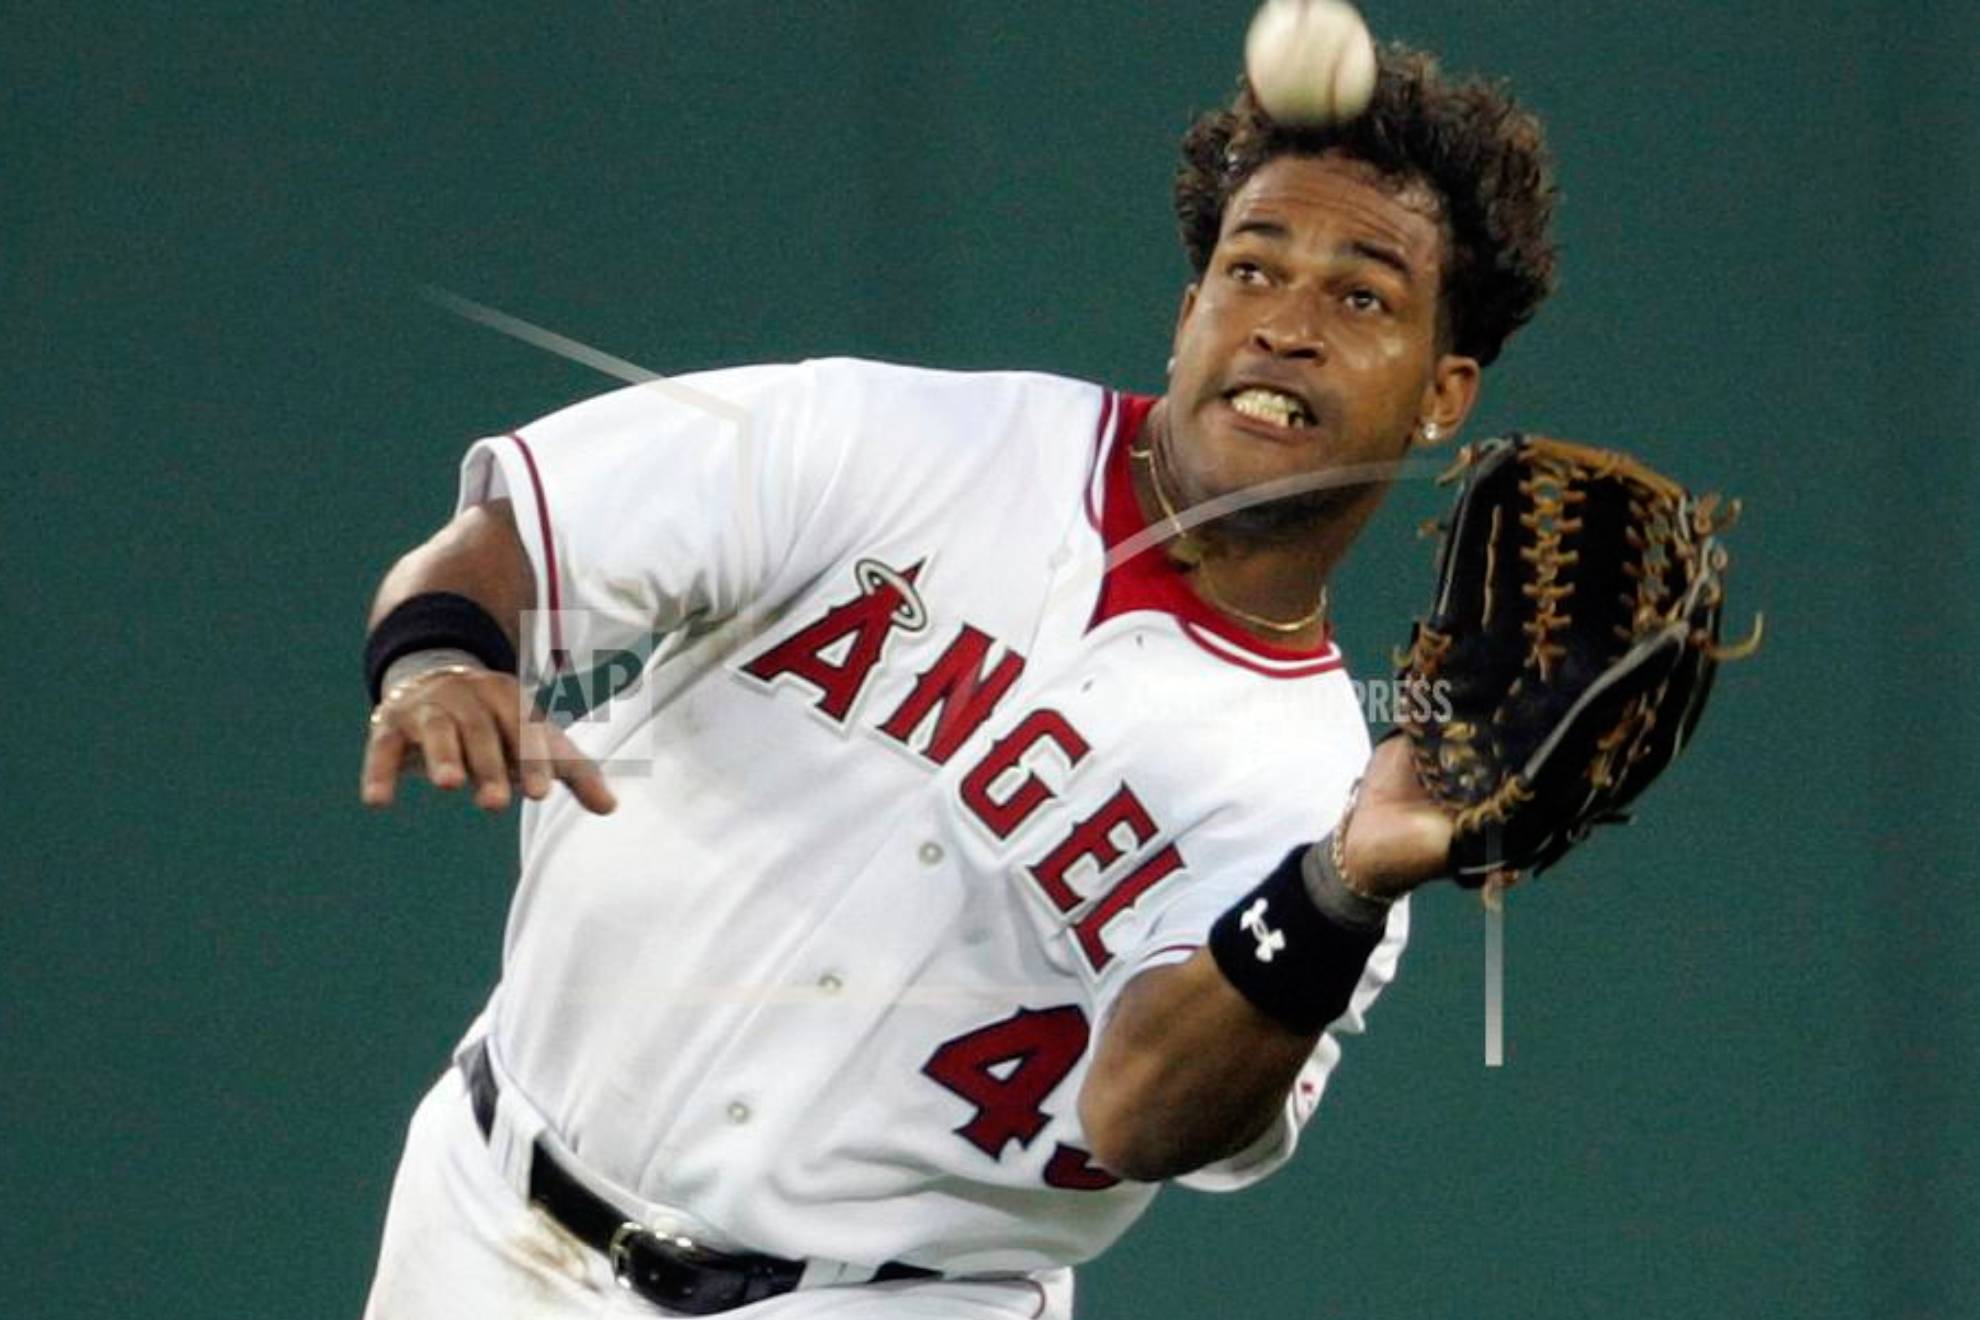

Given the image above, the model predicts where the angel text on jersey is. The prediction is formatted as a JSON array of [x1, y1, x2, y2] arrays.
[[735, 556, 1187, 979], [733, 556, 1190, 1191]]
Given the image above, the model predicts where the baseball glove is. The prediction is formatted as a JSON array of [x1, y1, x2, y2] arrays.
[[1395, 434, 1759, 886]]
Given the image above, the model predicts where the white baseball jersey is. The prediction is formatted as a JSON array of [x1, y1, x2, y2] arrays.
[[448, 357, 1407, 1277]]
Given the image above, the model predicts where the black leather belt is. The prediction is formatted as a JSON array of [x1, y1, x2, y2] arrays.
[[460, 1040, 937, 1315]]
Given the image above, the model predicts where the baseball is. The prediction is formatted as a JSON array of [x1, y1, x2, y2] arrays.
[[1244, 0, 1379, 126]]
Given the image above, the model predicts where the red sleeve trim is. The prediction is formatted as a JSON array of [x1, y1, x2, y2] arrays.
[[1082, 388, 1118, 532], [1142, 941, 1201, 962], [506, 431, 565, 667]]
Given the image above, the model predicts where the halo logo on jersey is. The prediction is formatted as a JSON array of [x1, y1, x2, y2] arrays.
[[736, 555, 1027, 763], [737, 558, 929, 722]]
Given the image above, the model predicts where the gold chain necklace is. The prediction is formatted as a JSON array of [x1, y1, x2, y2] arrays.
[[1131, 442, 1328, 636]]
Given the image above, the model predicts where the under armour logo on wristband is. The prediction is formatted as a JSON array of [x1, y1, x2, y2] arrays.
[[1239, 898, 1286, 962]]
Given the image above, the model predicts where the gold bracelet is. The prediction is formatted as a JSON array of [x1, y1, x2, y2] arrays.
[[1330, 777, 1386, 902], [369, 662, 485, 725]]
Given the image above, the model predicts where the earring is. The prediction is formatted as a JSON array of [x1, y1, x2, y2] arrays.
[[1420, 421, 1441, 443], [1165, 356, 1176, 375]]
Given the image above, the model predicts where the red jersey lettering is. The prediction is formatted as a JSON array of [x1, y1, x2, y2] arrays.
[[739, 559, 925, 722], [921, 1006, 1090, 1159], [1071, 844, 1186, 973], [876, 625, 1026, 766], [1043, 1142, 1123, 1191], [959, 710, 1091, 840], [1025, 783, 1159, 914]]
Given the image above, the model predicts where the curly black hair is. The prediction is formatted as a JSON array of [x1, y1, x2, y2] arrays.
[[1175, 44, 1558, 366]]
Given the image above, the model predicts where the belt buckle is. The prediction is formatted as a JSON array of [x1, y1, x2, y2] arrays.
[[607, 1222, 644, 1287], [608, 1221, 701, 1287], [607, 1223, 759, 1315]]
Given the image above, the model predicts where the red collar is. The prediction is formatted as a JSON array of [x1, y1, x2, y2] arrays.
[[1087, 391, 1345, 679]]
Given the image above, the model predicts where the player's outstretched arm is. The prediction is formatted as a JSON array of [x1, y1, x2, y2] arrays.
[[358, 500, 616, 816], [1079, 738, 1448, 1182], [1081, 952, 1320, 1182]]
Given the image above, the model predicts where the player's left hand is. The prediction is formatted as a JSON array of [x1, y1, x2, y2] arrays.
[[359, 667, 618, 815], [1336, 736, 1465, 901]]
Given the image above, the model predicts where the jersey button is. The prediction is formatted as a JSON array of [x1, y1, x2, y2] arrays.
[[918, 841, 944, 866], [726, 1101, 751, 1125], [817, 972, 844, 994]]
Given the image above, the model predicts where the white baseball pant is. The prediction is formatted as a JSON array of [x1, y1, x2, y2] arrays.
[[362, 1068, 1075, 1320]]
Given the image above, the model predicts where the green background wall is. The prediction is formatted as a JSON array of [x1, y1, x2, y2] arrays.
[[7, 3, 1975, 1317]]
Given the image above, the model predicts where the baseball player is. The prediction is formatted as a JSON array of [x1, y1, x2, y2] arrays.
[[358, 46, 1557, 1320]]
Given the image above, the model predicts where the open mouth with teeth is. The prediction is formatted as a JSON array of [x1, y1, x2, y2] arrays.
[[1225, 386, 1315, 430]]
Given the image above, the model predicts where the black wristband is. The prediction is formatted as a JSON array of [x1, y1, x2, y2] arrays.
[[1208, 844, 1387, 1035], [364, 591, 519, 703]]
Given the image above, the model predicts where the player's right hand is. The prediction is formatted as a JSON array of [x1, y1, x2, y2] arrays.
[[359, 669, 618, 815], [1338, 734, 1454, 899]]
